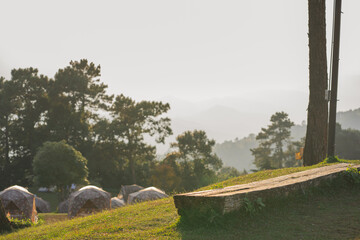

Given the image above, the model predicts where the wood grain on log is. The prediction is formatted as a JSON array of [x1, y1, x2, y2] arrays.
[[174, 163, 359, 216]]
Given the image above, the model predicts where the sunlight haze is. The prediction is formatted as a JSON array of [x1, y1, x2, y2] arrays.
[[1, 0, 359, 150]]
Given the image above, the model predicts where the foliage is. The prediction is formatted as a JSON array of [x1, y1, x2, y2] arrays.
[[33, 141, 88, 200], [2, 161, 360, 239], [109, 94, 172, 184], [48, 59, 112, 148], [216, 166, 246, 182], [343, 167, 360, 185], [0, 59, 173, 190], [9, 218, 35, 230], [251, 112, 300, 170], [323, 155, 340, 164], [159, 130, 223, 191], [0, 69, 49, 188], [210, 183, 224, 190], [243, 197, 265, 216], [150, 163, 181, 193]]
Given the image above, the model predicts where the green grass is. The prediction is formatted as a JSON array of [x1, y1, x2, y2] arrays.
[[2, 160, 360, 239], [38, 213, 68, 225]]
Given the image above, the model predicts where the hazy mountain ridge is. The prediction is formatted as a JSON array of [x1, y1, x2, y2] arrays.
[[157, 92, 308, 153], [213, 108, 360, 171], [155, 96, 360, 171], [337, 108, 360, 130]]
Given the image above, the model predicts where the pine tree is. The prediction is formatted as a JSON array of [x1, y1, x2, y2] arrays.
[[251, 112, 294, 170]]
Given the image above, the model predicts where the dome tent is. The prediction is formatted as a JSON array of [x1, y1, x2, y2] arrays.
[[111, 197, 125, 209], [0, 198, 11, 232], [58, 199, 69, 213], [68, 186, 110, 218], [128, 187, 168, 204], [35, 197, 50, 213], [119, 184, 144, 203], [0, 185, 37, 222]]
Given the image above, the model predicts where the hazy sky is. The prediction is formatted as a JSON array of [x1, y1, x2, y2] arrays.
[[1, 0, 359, 125]]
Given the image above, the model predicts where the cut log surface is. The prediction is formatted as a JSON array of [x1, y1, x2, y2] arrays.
[[174, 163, 359, 215]]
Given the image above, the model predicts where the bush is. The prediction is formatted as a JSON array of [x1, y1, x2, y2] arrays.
[[33, 141, 89, 200]]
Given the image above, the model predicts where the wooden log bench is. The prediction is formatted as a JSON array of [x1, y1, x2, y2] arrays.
[[174, 163, 359, 217]]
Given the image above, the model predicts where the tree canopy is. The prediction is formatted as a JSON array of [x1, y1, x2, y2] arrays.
[[33, 141, 88, 199], [251, 112, 302, 170], [154, 130, 223, 191], [0, 59, 173, 190], [110, 94, 172, 184]]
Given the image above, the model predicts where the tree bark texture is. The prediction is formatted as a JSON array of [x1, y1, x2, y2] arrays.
[[304, 0, 328, 166]]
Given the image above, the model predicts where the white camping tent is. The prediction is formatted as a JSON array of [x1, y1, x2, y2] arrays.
[[128, 187, 168, 204]]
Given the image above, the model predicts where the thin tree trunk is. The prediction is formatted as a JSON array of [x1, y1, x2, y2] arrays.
[[129, 155, 136, 184], [4, 115, 10, 169], [304, 0, 328, 166], [4, 115, 11, 187], [127, 136, 137, 184]]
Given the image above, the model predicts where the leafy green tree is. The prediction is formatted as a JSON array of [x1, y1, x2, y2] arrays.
[[9, 68, 49, 185], [0, 68, 49, 187], [217, 166, 244, 182], [110, 94, 172, 184], [251, 141, 273, 170], [85, 119, 125, 187], [251, 112, 295, 170], [47, 59, 112, 150], [283, 138, 304, 168], [169, 130, 223, 190], [0, 77, 16, 188], [33, 141, 88, 200], [150, 162, 181, 193]]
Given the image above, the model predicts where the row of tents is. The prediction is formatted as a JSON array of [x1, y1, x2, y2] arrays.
[[0, 184, 168, 221]]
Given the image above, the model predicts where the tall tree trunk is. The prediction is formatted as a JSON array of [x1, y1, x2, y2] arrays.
[[3, 115, 11, 187], [129, 155, 136, 184], [304, 0, 328, 166], [0, 199, 11, 232], [127, 137, 137, 184], [4, 115, 10, 169]]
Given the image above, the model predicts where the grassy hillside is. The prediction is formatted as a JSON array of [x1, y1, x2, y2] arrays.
[[2, 160, 360, 240]]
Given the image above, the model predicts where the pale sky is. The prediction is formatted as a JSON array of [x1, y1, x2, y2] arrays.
[[1, 0, 360, 141]]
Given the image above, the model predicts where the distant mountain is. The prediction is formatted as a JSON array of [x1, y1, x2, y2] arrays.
[[337, 108, 360, 130], [155, 97, 360, 171], [213, 125, 307, 172], [214, 134, 258, 171], [161, 91, 309, 144], [213, 108, 360, 171], [288, 108, 360, 142]]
